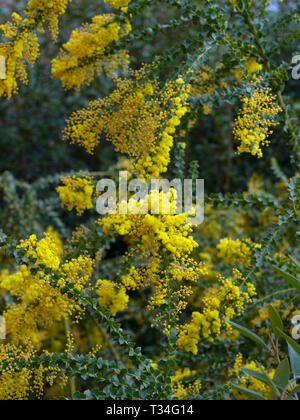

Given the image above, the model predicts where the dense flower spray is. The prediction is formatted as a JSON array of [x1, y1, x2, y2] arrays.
[[0, 234, 94, 346], [231, 354, 275, 400], [52, 14, 131, 90], [0, 13, 39, 98], [25, 0, 72, 40], [176, 271, 256, 354], [0, 344, 67, 399], [231, 57, 262, 83], [64, 68, 190, 179], [171, 368, 201, 399], [0, 0, 72, 98], [233, 87, 281, 158], [57, 175, 94, 216], [97, 189, 208, 331], [18, 233, 61, 270], [104, 0, 131, 9], [0, 0, 297, 402], [217, 237, 261, 267], [96, 280, 129, 315]]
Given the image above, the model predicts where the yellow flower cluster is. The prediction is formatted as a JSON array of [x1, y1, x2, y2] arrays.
[[64, 68, 190, 179], [104, 0, 131, 8], [0, 344, 67, 400], [233, 87, 281, 158], [134, 77, 190, 178], [58, 255, 94, 291], [171, 368, 201, 399], [176, 312, 203, 355], [18, 233, 61, 270], [98, 190, 197, 259], [0, 13, 39, 98], [0, 1, 70, 97], [25, 0, 72, 40], [231, 354, 275, 400], [46, 226, 64, 257], [217, 237, 261, 267], [177, 275, 256, 354], [231, 57, 262, 83], [98, 189, 207, 326], [0, 268, 9, 288], [0, 251, 94, 346], [96, 280, 129, 316], [52, 14, 131, 90], [57, 175, 94, 216]]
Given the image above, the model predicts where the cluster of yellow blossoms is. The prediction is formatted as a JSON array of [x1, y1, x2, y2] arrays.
[[231, 57, 262, 83], [177, 273, 256, 354], [52, 14, 131, 90], [0, 13, 39, 98], [1, 234, 94, 346], [46, 226, 64, 256], [0, 344, 67, 400], [57, 174, 94, 216], [171, 368, 201, 399], [96, 280, 129, 316], [64, 68, 190, 179], [231, 354, 275, 400], [217, 237, 261, 267], [25, 0, 71, 40], [18, 233, 61, 270], [0, 0, 71, 98], [97, 190, 207, 325], [233, 87, 281, 158], [98, 189, 198, 259], [104, 0, 131, 8], [135, 77, 190, 179]]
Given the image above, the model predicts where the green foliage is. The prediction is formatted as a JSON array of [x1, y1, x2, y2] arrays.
[[0, 0, 299, 401]]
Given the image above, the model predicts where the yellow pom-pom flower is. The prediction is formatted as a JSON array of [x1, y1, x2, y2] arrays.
[[96, 280, 129, 316], [233, 87, 281, 158], [57, 175, 94, 216]]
